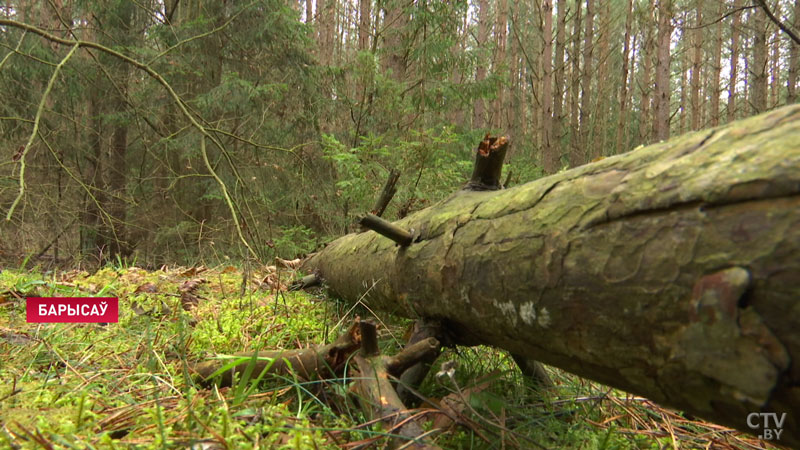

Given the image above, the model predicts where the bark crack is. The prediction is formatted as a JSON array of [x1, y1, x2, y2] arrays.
[[583, 191, 800, 230], [583, 200, 705, 229], [443, 203, 482, 263]]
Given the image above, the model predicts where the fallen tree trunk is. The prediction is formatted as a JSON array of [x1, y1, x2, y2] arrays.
[[304, 106, 800, 446]]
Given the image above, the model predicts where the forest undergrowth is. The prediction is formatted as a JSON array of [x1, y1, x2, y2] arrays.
[[0, 264, 780, 449]]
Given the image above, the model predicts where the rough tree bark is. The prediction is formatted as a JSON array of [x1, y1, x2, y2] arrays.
[[358, 0, 370, 51], [568, 0, 582, 158], [727, 0, 742, 123], [638, 0, 654, 143], [690, 0, 702, 131], [709, 0, 723, 127], [541, 0, 556, 173], [553, 0, 566, 159], [577, 0, 594, 165], [788, 0, 800, 104], [304, 106, 800, 447], [652, 0, 672, 141], [615, 0, 633, 153], [492, 0, 508, 129], [751, 5, 768, 114], [473, 0, 490, 129]]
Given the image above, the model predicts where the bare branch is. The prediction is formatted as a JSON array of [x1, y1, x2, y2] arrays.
[[754, 0, 800, 46], [0, 19, 259, 260], [6, 43, 80, 221]]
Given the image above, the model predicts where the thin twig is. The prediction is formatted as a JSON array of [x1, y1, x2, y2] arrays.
[[0, 29, 26, 71], [754, 0, 800, 46], [0, 19, 258, 260], [6, 43, 80, 221]]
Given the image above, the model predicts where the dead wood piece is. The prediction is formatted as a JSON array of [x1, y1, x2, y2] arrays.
[[192, 320, 361, 387], [372, 169, 401, 217], [429, 374, 495, 433], [466, 134, 509, 191], [387, 337, 441, 377], [276, 257, 303, 269], [348, 318, 442, 449], [396, 320, 444, 405], [351, 353, 440, 450], [289, 274, 321, 291], [359, 319, 381, 357], [502, 169, 513, 189], [359, 214, 413, 246], [511, 354, 554, 389]]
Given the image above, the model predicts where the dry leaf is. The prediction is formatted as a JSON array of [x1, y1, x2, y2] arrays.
[[430, 372, 496, 430], [181, 266, 207, 277], [260, 272, 286, 291], [134, 283, 158, 293], [180, 292, 199, 311], [179, 279, 205, 293]]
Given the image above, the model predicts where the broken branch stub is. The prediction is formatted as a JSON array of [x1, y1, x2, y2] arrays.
[[467, 134, 509, 191], [359, 213, 414, 246], [372, 168, 401, 217]]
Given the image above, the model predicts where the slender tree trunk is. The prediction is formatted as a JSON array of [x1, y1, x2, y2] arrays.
[[85, 0, 135, 260], [569, 0, 582, 159], [493, 0, 508, 129], [592, 1, 609, 159], [751, 5, 768, 113], [531, 5, 542, 150], [83, 87, 109, 259], [769, 1, 780, 109], [358, 0, 370, 51], [653, 0, 672, 141], [638, 0, 654, 144], [743, 33, 750, 110], [447, 6, 468, 127], [522, 61, 529, 139], [690, 0, 702, 130], [680, 30, 688, 134], [317, 0, 327, 64], [553, 0, 566, 156], [615, 0, 633, 154], [382, 0, 408, 92], [109, 115, 128, 256], [510, 5, 522, 140], [577, 0, 594, 166], [473, 0, 490, 129], [728, 0, 742, 122], [709, 0, 723, 126], [330, 0, 338, 64], [541, 0, 556, 173], [789, 0, 800, 104], [624, 33, 637, 148]]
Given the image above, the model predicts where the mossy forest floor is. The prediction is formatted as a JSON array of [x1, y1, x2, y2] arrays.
[[0, 264, 780, 449]]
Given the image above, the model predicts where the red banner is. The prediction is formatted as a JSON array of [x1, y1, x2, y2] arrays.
[[26, 297, 119, 323]]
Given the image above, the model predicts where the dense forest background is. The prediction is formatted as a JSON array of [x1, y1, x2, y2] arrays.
[[0, 0, 798, 267]]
